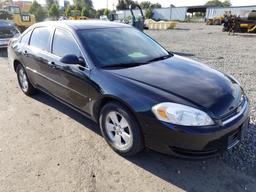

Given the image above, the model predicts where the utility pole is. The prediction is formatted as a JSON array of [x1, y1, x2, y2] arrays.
[[107, 0, 108, 9]]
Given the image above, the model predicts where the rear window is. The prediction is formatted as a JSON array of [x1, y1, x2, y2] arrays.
[[20, 30, 31, 45], [30, 27, 51, 51]]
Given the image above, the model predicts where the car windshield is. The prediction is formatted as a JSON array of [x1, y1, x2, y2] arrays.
[[0, 26, 19, 38], [77, 27, 170, 68]]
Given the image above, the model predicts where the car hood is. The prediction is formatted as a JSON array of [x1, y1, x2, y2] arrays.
[[108, 55, 241, 119]]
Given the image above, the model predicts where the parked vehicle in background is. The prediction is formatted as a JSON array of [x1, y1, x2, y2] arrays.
[[8, 21, 249, 158], [2, 6, 35, 32], [0, 20, 20, 48]]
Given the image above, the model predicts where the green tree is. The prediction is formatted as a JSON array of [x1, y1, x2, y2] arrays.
[[222, 0, 232, 7], [116, 0, 135, 10], [46, 0, 55, 9], [65, 5, 71, 17], [140, 1, 151, 9], [48, 3, 59, 20], [29, 0, 47, 22], [140, 1, 161, 9], [151, 3, 161, 8], [145, 7, 153, 19], [95, 8, 105, 18], [104, 8, 110, 16], [81, 0, 93, 8], [81, 7, 89, 17], [205, 0, 231, 7]]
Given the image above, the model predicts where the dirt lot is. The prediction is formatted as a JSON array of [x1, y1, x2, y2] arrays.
[[0, 23, 255, 192]]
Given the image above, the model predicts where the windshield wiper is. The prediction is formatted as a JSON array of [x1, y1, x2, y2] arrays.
[[145, 53, 173, 63], [102, 62, 146, 69]]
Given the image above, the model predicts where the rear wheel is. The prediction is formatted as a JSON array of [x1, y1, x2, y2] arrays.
[[99, 102, 144, 156], [16, 64, 37, 95]]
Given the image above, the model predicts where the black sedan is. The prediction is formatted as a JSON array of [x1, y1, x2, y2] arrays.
[[8, 21, 250, 157], [0, 20, 20, 48]]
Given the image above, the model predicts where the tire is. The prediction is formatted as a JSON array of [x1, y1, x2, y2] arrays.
[[99, 102, 144, 156], [16, 64, 37, 96]]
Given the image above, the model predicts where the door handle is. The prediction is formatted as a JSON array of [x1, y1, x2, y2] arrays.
[[23, 50, 28, 57], [48, 61, 56, 68]]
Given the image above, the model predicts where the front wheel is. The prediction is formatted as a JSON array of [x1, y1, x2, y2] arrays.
[[99, 102, 144, 156]]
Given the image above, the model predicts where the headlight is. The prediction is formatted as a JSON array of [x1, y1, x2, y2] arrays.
[[152, 102, 214, 126]]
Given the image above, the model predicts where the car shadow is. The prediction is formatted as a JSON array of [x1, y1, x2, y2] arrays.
[[31, 92, 255, 192], [0, 48, 8, 58], [31, 92, 101, 136]]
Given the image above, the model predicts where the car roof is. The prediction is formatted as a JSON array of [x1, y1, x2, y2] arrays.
[[33, 20, 131, 31]]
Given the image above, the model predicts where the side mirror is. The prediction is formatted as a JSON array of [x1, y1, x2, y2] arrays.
[[60, 54, 85, 66]]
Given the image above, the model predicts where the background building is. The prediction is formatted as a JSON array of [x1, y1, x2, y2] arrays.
[[117, 5, 256, 21]]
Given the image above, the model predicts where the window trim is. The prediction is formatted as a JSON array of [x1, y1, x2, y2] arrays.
[[51, 27, 90, 70]]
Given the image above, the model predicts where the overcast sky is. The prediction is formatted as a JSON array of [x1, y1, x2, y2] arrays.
[[93, 0, 256, 10]]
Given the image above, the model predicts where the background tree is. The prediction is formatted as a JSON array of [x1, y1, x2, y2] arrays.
[[140, 1, 161, 9], [116, 0, 135, 10], [104, 8, 110, 16], [65, 5, 71, 17], [222, 0, 232, 7], [81, 7, 89, 17], [151, 3, 161, 9], [140, 1, 151, 9], [48, 3, 59, 20], [29, 0, 47, 22], [95, 8, 105, 18], [145, 7, 153, 19], [205, 0, 231, 7], [81, 0, 93, 9], [46, 0, 55, 9]]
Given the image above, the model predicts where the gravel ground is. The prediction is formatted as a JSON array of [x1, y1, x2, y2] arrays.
[[0, 23, 255, 192], [147, 23, 256, 176]]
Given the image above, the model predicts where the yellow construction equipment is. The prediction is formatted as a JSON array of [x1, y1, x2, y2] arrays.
[[3, 5, 35, 31], [69, 10, 88, 20], [223, 10, 256, 33]]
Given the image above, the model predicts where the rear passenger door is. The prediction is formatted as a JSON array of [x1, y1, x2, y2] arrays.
[[46, 28, 91, 113], [24, 27, 54, 89]]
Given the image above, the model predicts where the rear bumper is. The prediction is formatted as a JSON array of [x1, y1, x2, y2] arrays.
[[140, 99, 250, 158]]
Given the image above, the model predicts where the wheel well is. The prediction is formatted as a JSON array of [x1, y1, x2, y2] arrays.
[[94, 97, 138, 123], [13, 60, 21, 72]]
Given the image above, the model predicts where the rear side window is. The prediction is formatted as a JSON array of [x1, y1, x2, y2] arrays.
[[30, 27, 51, 51], [52, 29, 81, 58], [20, 30, 31, 45]]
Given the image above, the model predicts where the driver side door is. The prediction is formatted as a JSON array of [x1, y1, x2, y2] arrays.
[[46, 28, 91, 114]]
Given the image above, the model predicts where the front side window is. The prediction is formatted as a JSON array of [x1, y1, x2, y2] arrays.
[[30, 27, 51, 51], [52, 29, 81, 58], [77, 27, 169, 67]]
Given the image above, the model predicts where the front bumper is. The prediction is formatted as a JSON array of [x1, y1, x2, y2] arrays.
[[0, 38, 10, 48], [140, 99, 250, 158]]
